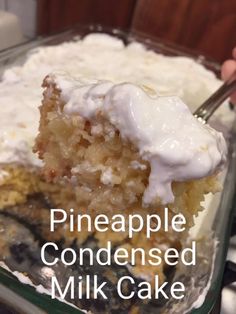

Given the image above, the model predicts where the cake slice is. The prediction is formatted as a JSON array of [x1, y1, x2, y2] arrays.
[[35, 72, 226, 218], [34, 72, 226, 286]]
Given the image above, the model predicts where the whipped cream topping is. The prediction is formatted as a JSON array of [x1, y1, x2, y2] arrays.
[[48, 74, 227, 205], [0, 80, 42, 167], [0, 33, 230, 170]]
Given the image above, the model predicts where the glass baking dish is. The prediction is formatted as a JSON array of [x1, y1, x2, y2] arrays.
[[0, 25, 235, 314]]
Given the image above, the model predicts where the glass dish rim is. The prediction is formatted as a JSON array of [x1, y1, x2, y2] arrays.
[[0, 24, 221, 74]]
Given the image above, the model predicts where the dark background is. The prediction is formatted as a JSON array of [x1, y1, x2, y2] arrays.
[[37, 0, 236, 63]]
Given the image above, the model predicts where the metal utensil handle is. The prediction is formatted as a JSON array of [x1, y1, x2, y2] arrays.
[[194, 69, 236, 122]]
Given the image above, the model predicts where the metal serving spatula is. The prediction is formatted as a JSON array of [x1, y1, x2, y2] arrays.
[[194, 70, 236, 123]]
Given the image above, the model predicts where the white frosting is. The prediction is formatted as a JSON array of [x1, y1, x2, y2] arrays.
[[48, 74, 227, 205], [0, 33, 231, 174], [0, 79, 42, 167]]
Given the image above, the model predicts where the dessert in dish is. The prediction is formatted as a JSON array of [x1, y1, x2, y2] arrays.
[[0, 33, 226, 209], [0, 33, 230, 312]]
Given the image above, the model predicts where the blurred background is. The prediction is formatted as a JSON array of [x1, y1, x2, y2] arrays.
[[0, 0, 235, 62]]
